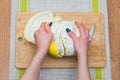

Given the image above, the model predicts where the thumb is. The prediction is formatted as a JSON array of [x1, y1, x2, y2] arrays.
[[66, 28, 78, 42]]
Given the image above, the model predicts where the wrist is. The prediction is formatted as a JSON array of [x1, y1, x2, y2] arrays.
[[77, 51, 87, 58], [77, 55, 88, 65], [36, 47, 48, 53], [77, 51, 88, 61], [36, 45, 49, 52], [36, 48, 48, 57]]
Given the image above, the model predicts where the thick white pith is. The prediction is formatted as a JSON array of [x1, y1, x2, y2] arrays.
[[24, 11, 80, 57]]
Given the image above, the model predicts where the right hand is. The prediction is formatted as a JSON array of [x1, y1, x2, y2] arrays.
[[67, 22, 90, 58]]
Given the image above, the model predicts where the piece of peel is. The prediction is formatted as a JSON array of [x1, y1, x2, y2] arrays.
[[48, 41, 62, 58]]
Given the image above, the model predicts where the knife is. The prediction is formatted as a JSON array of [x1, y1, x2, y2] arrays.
[[89, 24, 96, 41]]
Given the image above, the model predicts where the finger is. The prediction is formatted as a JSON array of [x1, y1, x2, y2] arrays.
[[86, 29, 89, 38], [75, 21, 86, 37], [66, 28, 78, 42], [88, 32, 91, 44], [34, 30, 38, 38], [81, 23, 89, 36], [80, 23, 86, 32], [88, 33, 90, 40], [39, 22, 46, 30], [45, 22, 52, 33]]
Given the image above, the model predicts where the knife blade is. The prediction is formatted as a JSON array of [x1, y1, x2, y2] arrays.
[[89, 24, 96, 41]]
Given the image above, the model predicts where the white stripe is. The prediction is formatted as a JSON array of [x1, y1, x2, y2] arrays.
[[30, 0, 91, 12], [90, 0, 92, 12], [90, 68, 95, 80], [98, 0, 101, 12], [19, 0, 21, 12], [101, 0, 112, 80], [102, 68, 106, 80], [9, 0, 19, 79]]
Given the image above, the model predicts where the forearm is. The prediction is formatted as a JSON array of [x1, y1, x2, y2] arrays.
[[20, 49, 47, 80], [77, 53, 91, 80]]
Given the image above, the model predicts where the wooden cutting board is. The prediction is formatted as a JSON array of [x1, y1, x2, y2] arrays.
[[16, 12, 106, 68]]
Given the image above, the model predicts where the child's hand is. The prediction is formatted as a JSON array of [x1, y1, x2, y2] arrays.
[[34, 22, 53, 54], [67, 22, 90, 58]]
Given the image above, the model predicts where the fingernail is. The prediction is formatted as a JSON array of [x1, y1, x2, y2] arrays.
[[49, 22, 53, 27], [66, 28, 71, 33]]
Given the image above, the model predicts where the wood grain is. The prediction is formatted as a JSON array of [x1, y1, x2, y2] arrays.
[[107, 0, 120, 80], [0, 0, 11, 80], [16, 12, 106, 68]]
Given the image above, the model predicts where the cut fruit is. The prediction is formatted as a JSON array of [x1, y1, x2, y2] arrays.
[[24, 11, 81, 58], [48, 41, 63, 58]]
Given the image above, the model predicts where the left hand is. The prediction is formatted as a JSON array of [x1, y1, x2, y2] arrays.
[[34, 22, 53, 54]]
